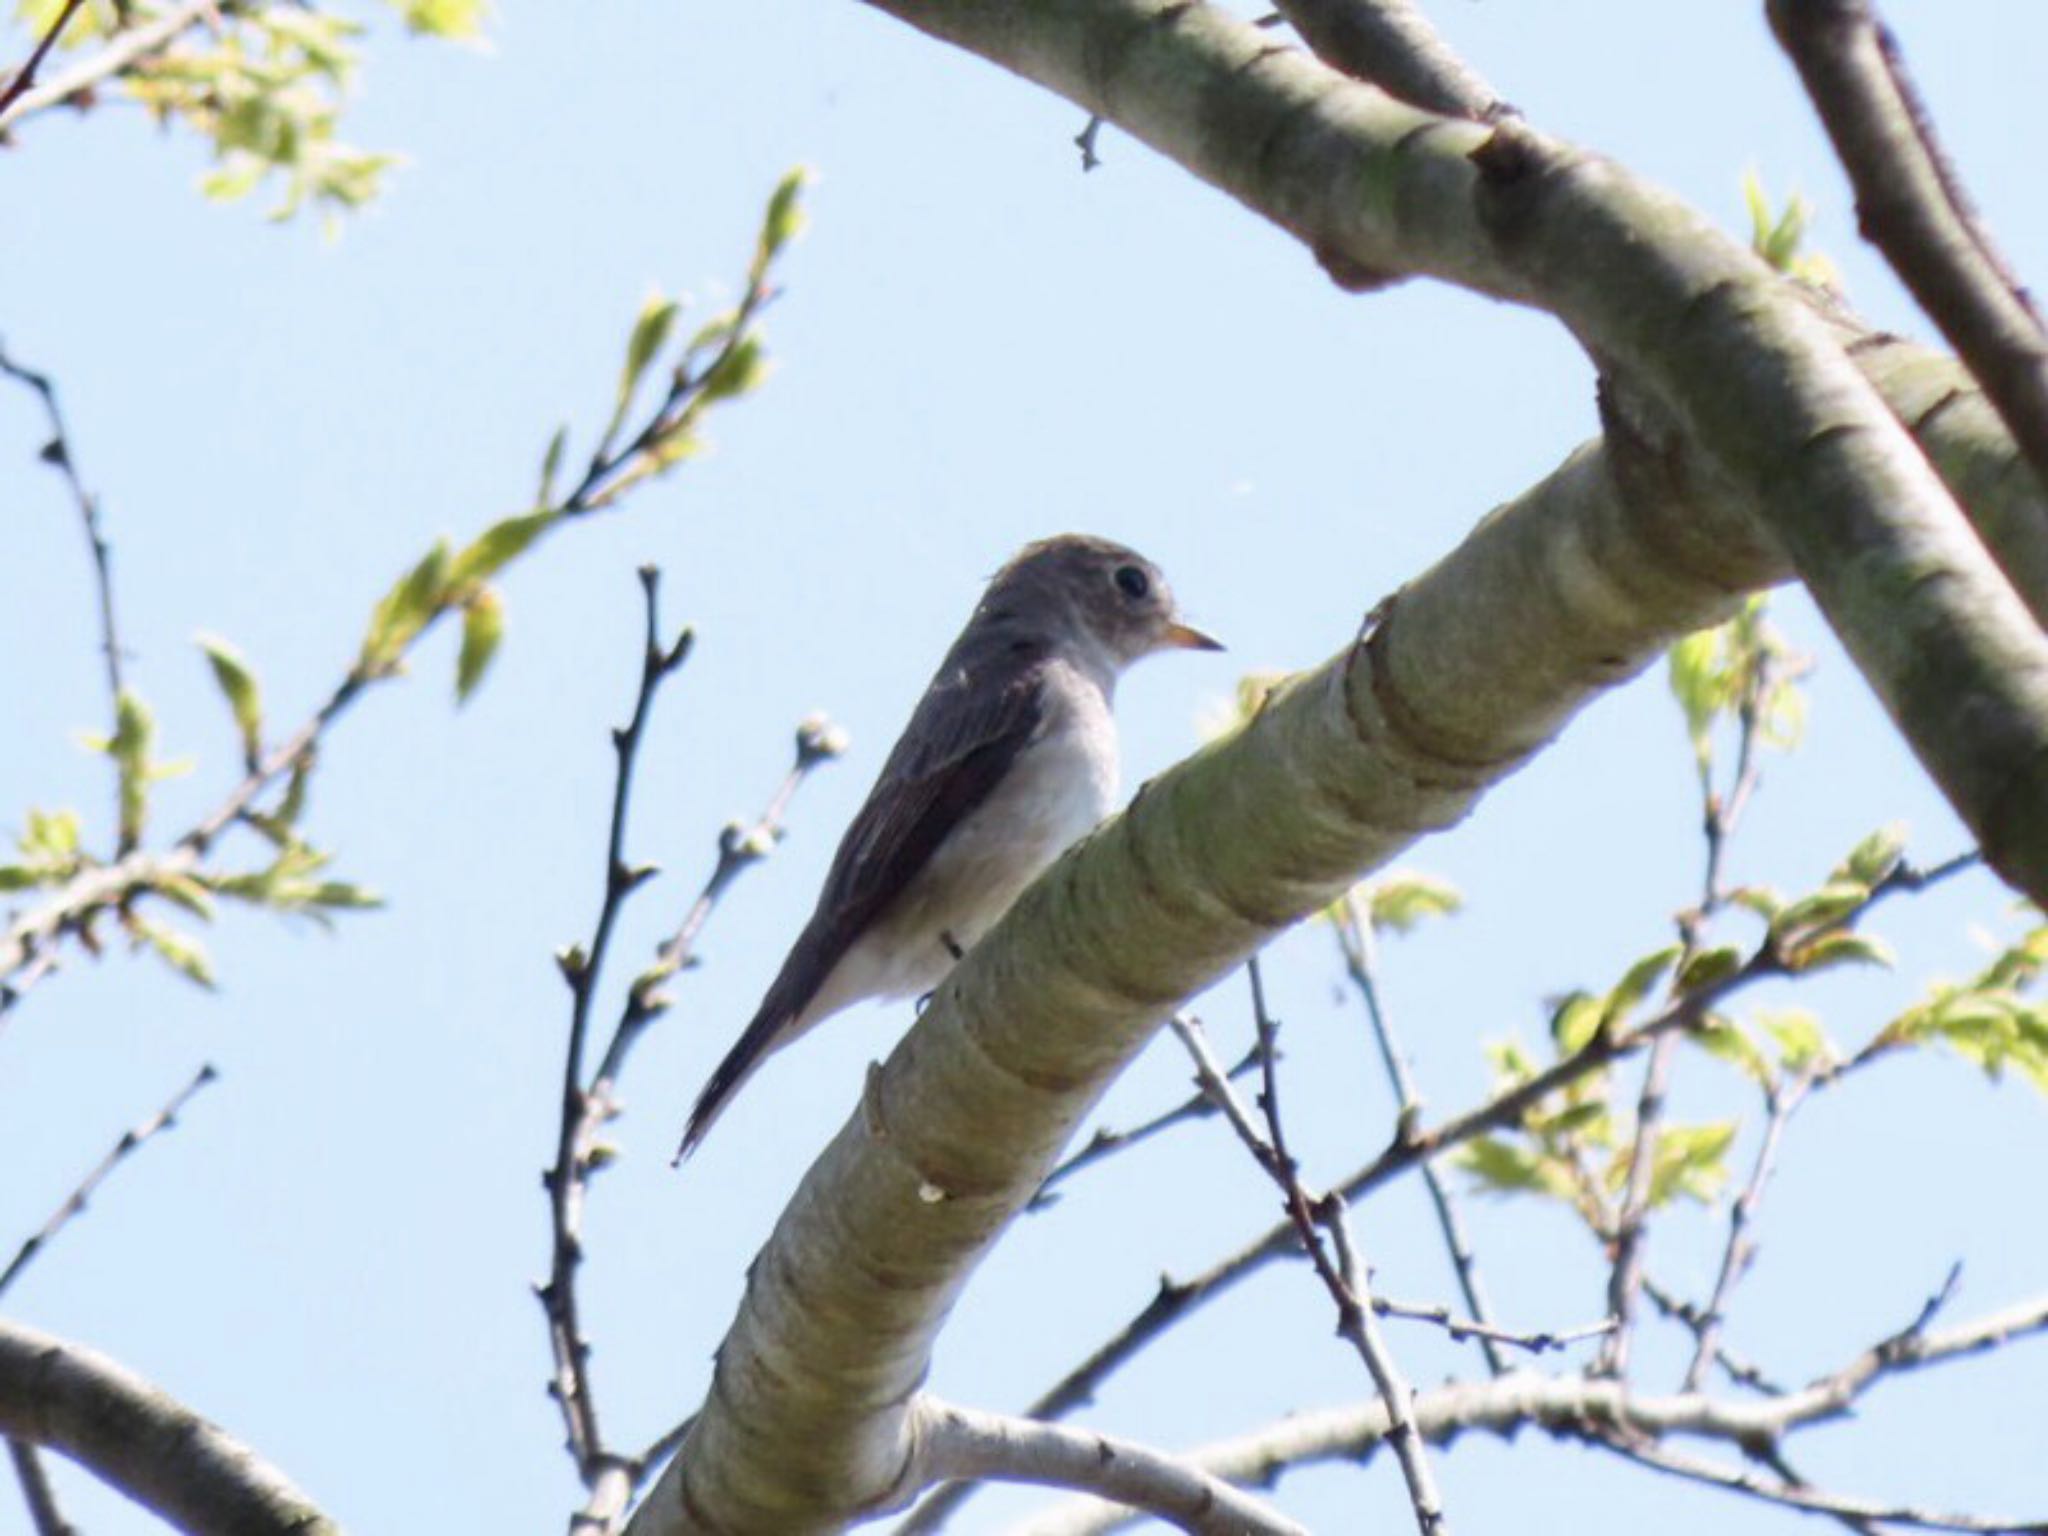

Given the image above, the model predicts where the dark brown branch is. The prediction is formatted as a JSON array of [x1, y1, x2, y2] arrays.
[[0, 0, 88, 120], [541, 568, 692, 1532], [539, 571, 837, 1533], [0, 343, 124, 713], [0, 1063, 217, 1299], [1770, 0, 2048, 500], [8, 1440, 74, 1536]]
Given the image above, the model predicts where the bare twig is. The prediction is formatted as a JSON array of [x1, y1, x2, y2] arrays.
[[0, 1063, 217, 1299], [537, 570, 838, 1533], [1331, 892, 1505, 1374], [8, 1440, 75, 1536], [1681, 1075, 1812, 1391], [1028, 1036, 1268, 1210], [1591, 1424, 2041, 1534], [0, 0, 88, 121], [1173, 968, 1448, 1536], [1770, 0, 2048, 500], [0, 343, 124, 712], [540, 568, 691, 1532]]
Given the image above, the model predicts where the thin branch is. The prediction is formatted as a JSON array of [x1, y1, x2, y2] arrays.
[[0, 1063, 217, 1299], [0, 343, 124, 713], [1027, 1035, 1267, 1210], [540, 567, 692, 1532], [1642, 1275, 1788, 1397], [1004, 1297, 2048, 1536], [537, 572, 837, 1533], [1179, 968, 1449, 1536], [1268, 0, 1505, 120], [1770, 0, 2048, 501], [0, 1316, 338, 1535], [1592, 1424, 2043, 1534], [1681, 1074, 1811, 1391], [8, 1440, 75, 1536], [1331, 892, 1506, 1374], [0, 0, 88, 121], [918, 1400, 1307, 1536], [0, 0, 218, 133], [0, 226, 787, 1021]]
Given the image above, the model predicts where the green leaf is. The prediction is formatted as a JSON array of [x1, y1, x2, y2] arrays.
[[1549, 993, 1602, 1056], [536, 425, 569, 508], [1695, 1014, 1773, 1084], [20, 809, 81, 862], [1760, 1008, 1835, 1074], [699, 335, 766, 403], [109, 690, 154, 847], [0, 866, 45, 892], [1456, 1136, 1574, 1199], [133, 919, 216, 989], [1604, 945, 1682, 1026], [1364, 871, 1463, 935], [451, 509, 558, 587], [1770, 880, 1871, 941], [455, 587, 505, 704], [619, 289, 680, 414], [1677, 944, 1746, 993], [1646, 1120, 1737, 1206], [197, 633, 265, 767], [1787, 930, 1895, 974], [153, 872, 218, 922], [360, 539, 453, 672], [1667, 626, 1722, 767], [1837, 822, 1908, 887], [387, 0, 486, 39], [756, 165, 810, 271]]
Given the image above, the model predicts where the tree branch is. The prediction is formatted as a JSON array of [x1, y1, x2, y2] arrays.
[[856, 0, 2048, 905], [0, 1316, 337, 1536], [626, 309, 1782, 1534], [915, 1401, 1306, 1536], [0, 0, 220, 133], [1769, 0, 2048, 502]]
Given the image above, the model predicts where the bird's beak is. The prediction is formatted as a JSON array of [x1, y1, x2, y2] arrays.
[[1162, 619, 1225, 653]]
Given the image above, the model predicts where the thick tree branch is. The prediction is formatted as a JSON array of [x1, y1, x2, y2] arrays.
[[0, 1316, 337, 1536], [856, 0, 2048, 905], [626, 296, 1783, 1536], [1769, 0, 2048, 502]]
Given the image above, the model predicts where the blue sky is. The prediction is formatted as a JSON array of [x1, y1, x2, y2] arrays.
[[3, 2, 2046, 1532]]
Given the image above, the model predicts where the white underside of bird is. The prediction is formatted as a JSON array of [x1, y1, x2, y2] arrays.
[[791, 655, 1119, 1033]]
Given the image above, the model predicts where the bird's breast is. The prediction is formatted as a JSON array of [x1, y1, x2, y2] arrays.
[[854, 678, 1118, 1000]]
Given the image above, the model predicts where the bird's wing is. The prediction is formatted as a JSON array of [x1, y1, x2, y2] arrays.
[[676, 642, 1050, 1159]]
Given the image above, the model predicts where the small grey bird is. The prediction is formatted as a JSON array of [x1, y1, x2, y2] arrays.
[[676, 534, 1220, 1159]]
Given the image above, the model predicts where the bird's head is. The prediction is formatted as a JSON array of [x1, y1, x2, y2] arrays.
[[984, 533, 1222, 676]]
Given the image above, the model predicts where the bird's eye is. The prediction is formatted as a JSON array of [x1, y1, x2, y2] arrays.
[[1113, 565, 1151, 601]]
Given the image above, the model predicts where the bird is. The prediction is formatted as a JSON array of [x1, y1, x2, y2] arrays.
[[675, 533, 1221, 1160]]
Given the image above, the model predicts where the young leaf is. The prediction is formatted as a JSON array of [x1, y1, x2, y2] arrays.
[[1603, 945, 1682, 1027], [456, 587, 505, 704], [619, 289, 680, 414], [757, 165, 810, 271], [132, 919, 216, 989], [197, 633, 265, 767], [451, 509, 558, 587], [1366, 871, 1463, 936], [536, 425, 569, 508], [360, 540, 454, 673], [110, 690, 154, 847]]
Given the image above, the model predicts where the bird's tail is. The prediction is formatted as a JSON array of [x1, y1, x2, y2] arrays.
[[672, 1005, 795, 1165]]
